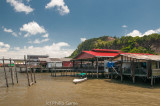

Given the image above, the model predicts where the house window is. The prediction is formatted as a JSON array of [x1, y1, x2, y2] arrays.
[[152, 61, 159, 69]]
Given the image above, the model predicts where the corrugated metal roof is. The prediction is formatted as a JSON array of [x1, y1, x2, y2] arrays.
[[120, 54, 160, 61], [84, 51, 119, 57], [39, 58, 71, 62], [74, 49, 120, 60], [38, 58, 50, 62], [60, 58, 72, 61]]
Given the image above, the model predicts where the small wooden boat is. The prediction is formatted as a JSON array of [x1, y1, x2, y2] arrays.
[[73, 77, 87, 84]]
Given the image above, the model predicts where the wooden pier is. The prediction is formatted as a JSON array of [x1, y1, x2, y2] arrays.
[[0, 55, 37, 87]]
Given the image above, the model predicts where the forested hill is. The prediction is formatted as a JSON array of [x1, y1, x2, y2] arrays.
[[70, 33, 160, 58]]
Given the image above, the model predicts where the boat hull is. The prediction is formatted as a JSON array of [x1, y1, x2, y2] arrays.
[[73, 78, 87, 84]]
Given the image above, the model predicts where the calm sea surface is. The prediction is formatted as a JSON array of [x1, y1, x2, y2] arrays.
[[1, 68, 160, 106]]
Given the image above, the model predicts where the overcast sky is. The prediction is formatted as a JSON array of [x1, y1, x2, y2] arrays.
[[0, 0, 160, 58]]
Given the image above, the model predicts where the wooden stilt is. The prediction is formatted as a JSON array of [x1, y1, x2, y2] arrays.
[[66, 70, 67, 76], [24, 55, 30, 86], [70, 70, 72, 76], [29, 58, 33, 82], [133, 76, 135, 83], [41, 67, 42, 73], [74, 70, 75, 77], [20, 67, 22, 72], [96, 57, 99, 79], [121, 75, 123, 82], [55, 70, 56, 77], [111, 72, 113, 79], [33, 68, 36, 83], [10, 58, 14, 85], [51, 69, 52, 76], [151, 76, 153, 87], [14, 64, 18, 83], [92, 70, 93, 78], [3, 58, 9, 87], [120, 56, 123, 82]]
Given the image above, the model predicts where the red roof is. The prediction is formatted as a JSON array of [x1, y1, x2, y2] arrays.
[[73, 49, 153, 60], [92, 49, 122, 53], [74, 49, 121, 60], [84, 51, 119, 57]]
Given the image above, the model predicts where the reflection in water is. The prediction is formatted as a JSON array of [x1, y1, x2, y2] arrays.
[[1, 68, 160, 106]]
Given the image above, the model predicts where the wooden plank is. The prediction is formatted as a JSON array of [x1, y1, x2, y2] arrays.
[[3, 58, 9, 87]]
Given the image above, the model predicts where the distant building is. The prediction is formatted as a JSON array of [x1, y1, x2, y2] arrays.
[[13, 59, 25, 65], [27, 55, 49, 60], [38, 58, 73, 68], [27, 55, 49, 66]]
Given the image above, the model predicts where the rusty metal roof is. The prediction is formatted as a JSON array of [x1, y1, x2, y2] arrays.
[[120, 54, 160, 61]]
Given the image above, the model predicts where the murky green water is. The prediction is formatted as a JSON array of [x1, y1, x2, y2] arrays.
[[1, 68, 160, 106]]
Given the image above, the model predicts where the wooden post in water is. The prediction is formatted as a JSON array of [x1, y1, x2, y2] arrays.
[[92, 70, 93, 78], [151, 76, 153, 87], [3, 57, 9, 87], [70, 69, 72, 76], [14, 64, 18, 83], [33, 68, 36, 83], [131, 59, 135, 83], [41, 66, 42, 73], [120, 56, 123, 82], [61, 70, 62, 76], [54, 63, 56, 77], [20, 67, 22, 72], [24, 55, 30, 86], [66, 70, 67, 76], [111, 70, 113, 79], [29, 58, 33, 82], [96, 57, 99, 79], [10, 58, 14, 85], [51, 69, 53, 76]]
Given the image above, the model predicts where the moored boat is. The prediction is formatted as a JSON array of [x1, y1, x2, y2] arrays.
[[73, 77, 87, 84]]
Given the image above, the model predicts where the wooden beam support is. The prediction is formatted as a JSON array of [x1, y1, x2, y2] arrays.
[[3, 57, 9, 87], [96, 57, 99, 79], [10, 58, 14, 85]]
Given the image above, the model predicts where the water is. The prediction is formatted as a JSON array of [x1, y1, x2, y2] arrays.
[[1, 68, 160, 106]]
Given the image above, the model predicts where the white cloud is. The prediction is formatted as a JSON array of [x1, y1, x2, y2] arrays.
[[20, 21, 46, 37], [33, 39, 41, 44], [45, 0, 70, 15], [4, 28, 13, 33], [122, 25, 127, 28], [127, 30, 143, 37], [26, 0, 30, 3], [0, 42, 10, 52], [143, 30, 156, 36], [28, 38, 49, 44], [14, 47, 20, 50], [126, 28, 160, 37], [3, 27, 18, 37], [6, 0, 34, 14], [80, 38, 86, 42], [12, 32, 18, 37], [42, 33, 49, 38], [41, 38, 49, 42], [0, 42, 73, 59]]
